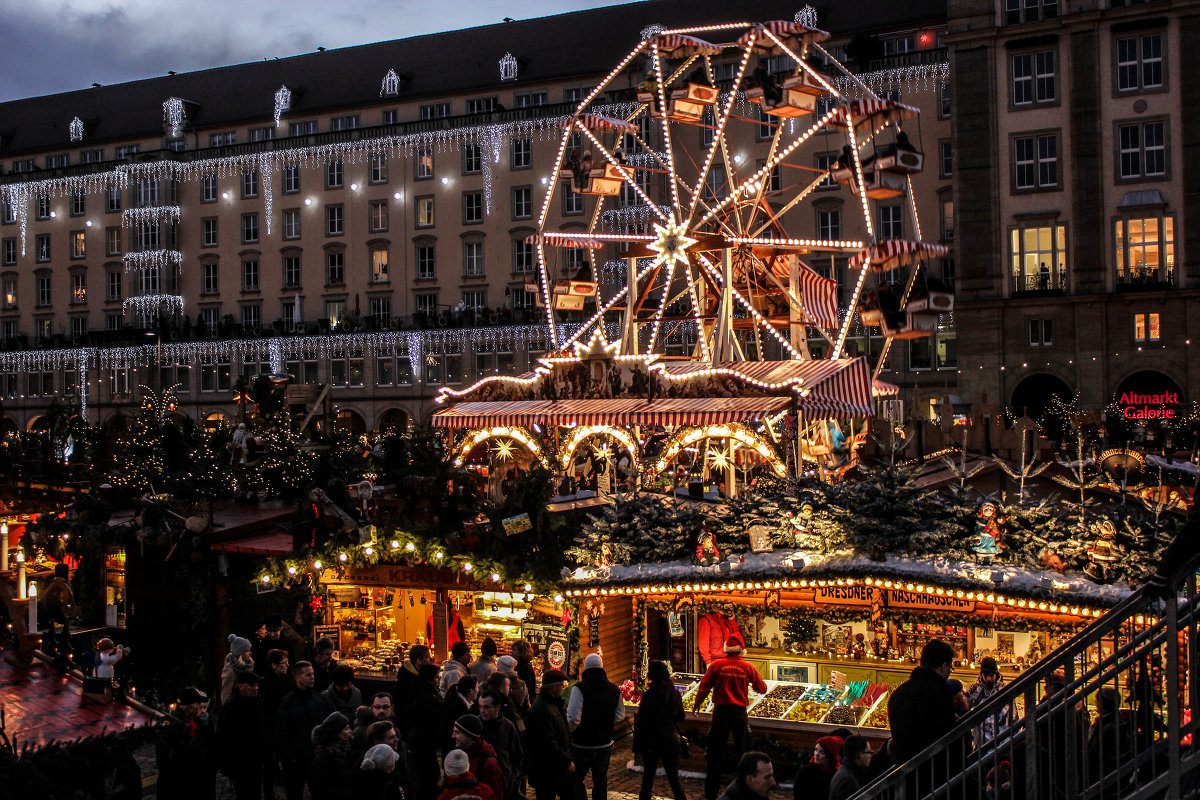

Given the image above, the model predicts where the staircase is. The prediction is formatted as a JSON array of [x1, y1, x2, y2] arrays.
[[856, 551, 1200, 799]]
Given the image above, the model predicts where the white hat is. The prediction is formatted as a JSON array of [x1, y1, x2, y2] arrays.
[[584, 653, 604, 670], [361, 744, 398, 772], [444, 749, 470, 777]]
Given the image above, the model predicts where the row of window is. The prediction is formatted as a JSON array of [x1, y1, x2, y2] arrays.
[[1010, 119, 1166, 192], [1008, 215, 1174, 291], [1008, 33, 1162, 108]]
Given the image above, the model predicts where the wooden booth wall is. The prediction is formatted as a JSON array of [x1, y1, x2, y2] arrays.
[[585, 595, 634, 680]]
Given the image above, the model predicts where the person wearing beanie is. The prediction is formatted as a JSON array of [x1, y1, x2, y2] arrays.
[[407, 661, 445, 800], [791, 735, 842, 800], [276, 660, 333, 800], [322, 663, 363, 719], [526, 669, 573, 800], [439, 748, 498, 800], [470, 636, 500, 683], [220, 633, 257, 705], [495, 655, 531, 721], [450, 713, 504, 800], [947, 678, 970, 718], [156, 686, 217, 800], [966, 656, 1010, 746], [693, 632, 767, 800], [355, 742, 401, 800], [828, 735, 873, 800], [310, 711, 353, 800], [566, 652, 625, 800], [442, 675, 479, 752], [440, 640, 473, 694], [217, 669, 269, 800]]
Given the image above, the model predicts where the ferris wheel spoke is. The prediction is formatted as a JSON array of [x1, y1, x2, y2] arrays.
[[695, 253, 804, 360], [684, 42, 755, 225]]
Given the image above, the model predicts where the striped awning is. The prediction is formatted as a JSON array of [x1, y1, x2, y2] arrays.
[[848, 240, 950, 272], [736, 20, 830, 49], [797, 264, 838, 328], [840, 98, 920, 127], [873, 379, 900, 396], [564, 113, 639, 133], [660, 358, 874, 417], [651, 33, 722, 57], [431, 396, 792, 429]]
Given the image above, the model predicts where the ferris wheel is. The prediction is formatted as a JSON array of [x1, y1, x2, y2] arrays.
[[532, 19, 952, 376]]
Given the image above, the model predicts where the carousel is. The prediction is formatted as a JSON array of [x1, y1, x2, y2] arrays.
[[432, 18, 951, 496]]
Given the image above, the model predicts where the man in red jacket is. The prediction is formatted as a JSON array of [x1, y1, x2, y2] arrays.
[[697, 611, 740, 668], [693, 633, 767, 800]]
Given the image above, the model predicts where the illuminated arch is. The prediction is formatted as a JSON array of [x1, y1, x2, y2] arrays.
[[451, 426, 551, 469], [558, 425, 640, 472], [647, 424, 786, 479]]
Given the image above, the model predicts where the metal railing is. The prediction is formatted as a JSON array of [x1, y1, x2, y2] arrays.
[[856, 549, 1200, 800]]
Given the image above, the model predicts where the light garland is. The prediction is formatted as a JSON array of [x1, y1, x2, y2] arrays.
[[499, 52, 518, 82], [451, 425, 550, 469], [559, 425, 641, 472], [121, 206, 181, 228], [163, 97, 186, 139], [832, 62, 949, 101], [274, 85, 292, 126], [69, 116, 84, 142], [123, 249, 183, 273], [795, 5, 819, 27], [122, 294, 185, 318], [650, 423, 786, 478]]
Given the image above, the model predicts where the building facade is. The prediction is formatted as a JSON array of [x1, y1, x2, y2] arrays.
[[950, 0, 1200, 424], [0, 0, 956, 435]]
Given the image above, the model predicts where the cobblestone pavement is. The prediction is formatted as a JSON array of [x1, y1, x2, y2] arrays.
[[137, 735, 793, 799]]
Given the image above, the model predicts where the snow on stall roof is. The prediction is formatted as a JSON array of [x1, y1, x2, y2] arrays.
[[564, 547, 1134, 606]]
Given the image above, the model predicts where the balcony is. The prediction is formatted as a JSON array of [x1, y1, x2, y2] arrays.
[[1116, 266, 1175, 292], [1011, 269, 1067, 296]]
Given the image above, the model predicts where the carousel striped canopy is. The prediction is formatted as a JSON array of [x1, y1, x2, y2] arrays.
[[847, 240, 951, 272], [736, 19, 830, 48], [651, 32, 722, 57], [840, 97, 921, 125], [563, 113, 639, 133]]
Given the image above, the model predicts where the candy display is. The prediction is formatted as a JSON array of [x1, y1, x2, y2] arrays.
[[661, 678, 889, 728], [863, 707, 890, 728]]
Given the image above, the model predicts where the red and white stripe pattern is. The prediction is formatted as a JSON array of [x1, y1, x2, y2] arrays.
[[432, 397, 793, 428], [798, 264, 838, 327], [652, 32, 722, 57], [840, 98, 920, 125], [736, 19, 829, 46], [872, 379, 900, 396], [563, 113, 640, 133], [799, 357, 874, 418], [847, 240, 951, 272]]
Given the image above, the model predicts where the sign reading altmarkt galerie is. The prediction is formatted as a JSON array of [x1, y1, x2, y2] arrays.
[[1118, 389, 1182, 420]]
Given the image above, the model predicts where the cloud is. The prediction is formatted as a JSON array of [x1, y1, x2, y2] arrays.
[[0, 0, 640, 102]]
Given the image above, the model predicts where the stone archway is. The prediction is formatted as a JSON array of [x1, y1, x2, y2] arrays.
[[377, 408, 411, 433], [334, 409, 366, 435]]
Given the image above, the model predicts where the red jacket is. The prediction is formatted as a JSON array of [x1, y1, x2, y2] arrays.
[[697, 613, 740, 665], [694, 654, 767, 710], [466, 738, 505, 800], [438, 772, 498, 800]]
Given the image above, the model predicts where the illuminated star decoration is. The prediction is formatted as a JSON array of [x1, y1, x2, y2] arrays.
[[309, 594, 325, 612], [572, 328, 621, 362], [648, 218, 697, 271], [491, 438, 517, 462], [591, 443, 612, 461], [707, 448, 732, 471]]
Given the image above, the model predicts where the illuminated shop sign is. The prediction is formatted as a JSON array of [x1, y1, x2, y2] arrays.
[[1118, 391, 1180, 419]]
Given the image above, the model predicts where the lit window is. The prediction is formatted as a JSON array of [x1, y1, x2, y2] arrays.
[[1115, 216, 1174, 286], [1009, 224, 1067, 292]]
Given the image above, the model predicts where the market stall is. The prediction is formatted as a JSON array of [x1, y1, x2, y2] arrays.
[[316, 562, 573, 685]]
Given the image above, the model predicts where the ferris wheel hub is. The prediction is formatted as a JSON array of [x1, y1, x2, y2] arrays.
[[648, 219, 697, 268]]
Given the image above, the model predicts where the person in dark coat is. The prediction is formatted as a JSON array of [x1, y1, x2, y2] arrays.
[[353, 743, 405, 800], [829, 735, 873, 800], [442, 675, 478, 752], [494, 657, 531, 726], [790, 735, 841, 800], [484, 671, 525, 732], [276, 661, 333, 800], [566, 653, 625, 800], [511, 640, 538, 698], [525, 669, 573, 800], [450, 713, 505, 800], [1086, 688, 1132, 800], [310, 711, 353, 800], [479, 689, 525, 800], [156, 687, 217, 800], [217, 670, 270, 800], [395, 644, 433, 735], [323, 663, 363, 719], [312, 636, 337, 692], [716, 751, 776, 800], [258, 648, 291, 799], [634, 660, 687, 800], [41, 563, 75, 670], [407, 661, 445, 800], [887, 639, 960, 795]]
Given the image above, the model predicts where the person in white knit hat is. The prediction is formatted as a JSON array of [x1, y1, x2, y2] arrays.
[[440, 748, 497, 800]]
